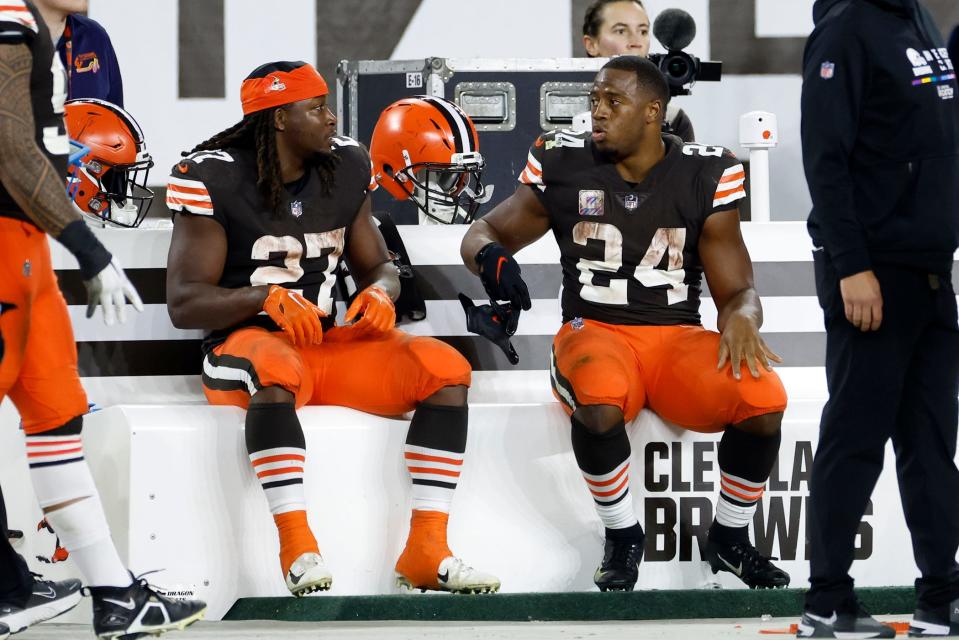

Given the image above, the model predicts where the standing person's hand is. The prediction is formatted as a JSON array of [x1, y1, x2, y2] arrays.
[[84, 258, 144, 326], [839, 271, 883, 331]]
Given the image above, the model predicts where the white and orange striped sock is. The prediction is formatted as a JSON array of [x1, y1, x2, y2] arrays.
[[571, 417, 639, 532], [403, 404, 468, 514], [249, 447, 307, 515], [716, 471, 765, 529], [582, 458, 637, 530], [405, 444, 463, 513], [245, 403, 318, 573], [710, 427, 781, 542]]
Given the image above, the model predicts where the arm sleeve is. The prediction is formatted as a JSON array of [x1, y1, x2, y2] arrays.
[[166, 160, 226, 229], [703, 149, 747, 217], [0, 1, 37, 44], [801, 18, 871, 277], [517, 135, 546, 192]]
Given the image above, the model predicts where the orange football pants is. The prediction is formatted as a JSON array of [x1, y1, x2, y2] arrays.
[[202, 326, 472, 415], [0, 218, 88, 435], [550, 319, 787, 431]]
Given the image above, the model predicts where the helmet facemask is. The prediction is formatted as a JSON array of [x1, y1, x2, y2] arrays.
[[395, 151, 493, 225], [70, 152, 155, 228]]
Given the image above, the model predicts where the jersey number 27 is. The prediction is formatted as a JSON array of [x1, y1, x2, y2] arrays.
[[249, 230, 345, 315]]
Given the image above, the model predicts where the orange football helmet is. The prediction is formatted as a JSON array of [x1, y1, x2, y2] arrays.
[[64, 99, 154, 228], [370, 95, 492, 224]]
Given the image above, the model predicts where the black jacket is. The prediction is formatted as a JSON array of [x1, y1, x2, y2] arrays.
[[802, 0, 959, 277]]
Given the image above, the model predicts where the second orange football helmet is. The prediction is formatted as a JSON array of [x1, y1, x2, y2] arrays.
[[370, 96, 492, 224]]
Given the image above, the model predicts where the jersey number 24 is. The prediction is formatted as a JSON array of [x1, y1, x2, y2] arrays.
[[573, 221, 688, 306]]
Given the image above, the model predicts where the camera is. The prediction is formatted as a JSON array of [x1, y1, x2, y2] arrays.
[[650, 8, 722, 97]]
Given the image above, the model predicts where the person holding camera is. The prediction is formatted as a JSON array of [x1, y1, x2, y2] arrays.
[[582, 0, 695, 142]]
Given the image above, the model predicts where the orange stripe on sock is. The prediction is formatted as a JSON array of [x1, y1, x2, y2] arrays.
[[721, 475, 765, 493], [721, 482, 762, 502], [591, 474, 629, 498], [27, 446, 83, 458], [584, 463, 629, 488], [252, 454, 305, 466], [404, 452, 463, 466], [257, 466, 304, 478]]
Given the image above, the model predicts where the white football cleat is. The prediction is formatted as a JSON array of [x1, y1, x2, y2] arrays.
[[285, 552, 332, 596], [396, 556, 500, 594]]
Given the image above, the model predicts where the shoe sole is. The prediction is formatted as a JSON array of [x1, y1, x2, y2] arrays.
[[291, 578, 332, 597], [707, 561, 790, 590], [97, 605, 207, 639], [0, 589, 81, 634], [395, 576, 499, 595]]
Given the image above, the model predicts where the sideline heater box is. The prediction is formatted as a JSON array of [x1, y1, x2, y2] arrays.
[[337, 57, 605, 224]]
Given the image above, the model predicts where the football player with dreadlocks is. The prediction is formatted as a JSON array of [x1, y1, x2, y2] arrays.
[[165, 61, 499, 597]]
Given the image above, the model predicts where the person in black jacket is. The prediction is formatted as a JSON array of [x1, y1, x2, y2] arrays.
[[800, 0, 959, 637]]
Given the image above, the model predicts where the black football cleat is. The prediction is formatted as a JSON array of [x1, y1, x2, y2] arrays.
[[909, 596, 959, 636], [86, 575, 206, 639], [797, 599, 895, 638], [705, 538, 790, 589], [594, 533, 645, 592], [0, 574, 82, 634]]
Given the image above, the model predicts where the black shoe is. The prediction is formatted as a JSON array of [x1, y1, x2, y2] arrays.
[[797, 600, 895, 638], [0, 621, 9, 640], [909, 596, 959, 636], [0, 573, 82, 634], [594, 533, 645, 592], [705, 538, 790, 589], [86, 575, 206, 639]]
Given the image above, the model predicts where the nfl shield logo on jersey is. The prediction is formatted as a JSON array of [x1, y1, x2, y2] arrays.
[[820, 61, 835, 79], [578, 190, 604, 216], [290, 200, 303, 218], [624, 194, 639, 210]]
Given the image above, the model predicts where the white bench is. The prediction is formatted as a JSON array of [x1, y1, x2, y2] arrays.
[[0, 390, 927, 620]]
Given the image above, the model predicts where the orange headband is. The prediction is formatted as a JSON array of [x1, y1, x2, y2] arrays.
[[240, 64, 329, 116]]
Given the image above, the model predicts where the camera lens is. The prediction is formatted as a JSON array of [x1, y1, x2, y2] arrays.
[[666, 57, 690, 79]]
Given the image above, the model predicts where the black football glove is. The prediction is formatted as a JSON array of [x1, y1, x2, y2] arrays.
[[458, 293, 520, 365], [475, 242, 532, 311]]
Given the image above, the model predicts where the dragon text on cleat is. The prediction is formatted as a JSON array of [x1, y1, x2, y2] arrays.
[[86, 574, 207, 639]]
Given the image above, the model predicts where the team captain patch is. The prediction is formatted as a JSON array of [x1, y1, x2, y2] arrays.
[[578, 190, 604, 216]]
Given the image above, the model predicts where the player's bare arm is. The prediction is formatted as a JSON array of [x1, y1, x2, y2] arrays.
[[344, 195, 400, 300], [699, 208, 782, 379], [460, 184, 551, 274], [166, 214, 268, 330], [0, 42, 81, 235]]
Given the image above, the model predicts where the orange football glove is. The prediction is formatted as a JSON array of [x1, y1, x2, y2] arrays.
[[344, 285, 395, 336], [262, 285, 325, 346]]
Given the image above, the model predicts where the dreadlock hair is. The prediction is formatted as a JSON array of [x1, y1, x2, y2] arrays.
[[185, 108, 340, 219]]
